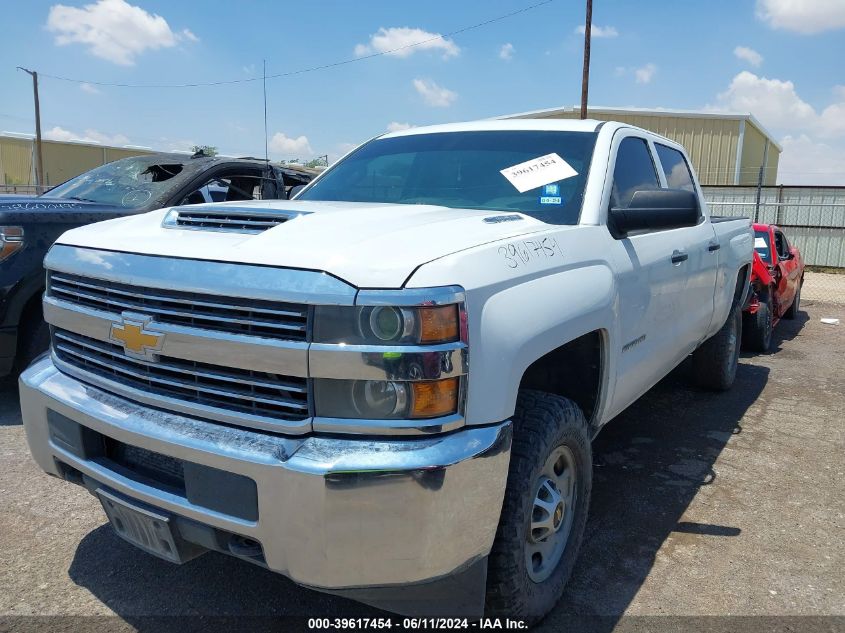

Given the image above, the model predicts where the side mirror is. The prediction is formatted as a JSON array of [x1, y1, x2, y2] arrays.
[[610, 189, 699, 235], [288, 184, 307, 200]]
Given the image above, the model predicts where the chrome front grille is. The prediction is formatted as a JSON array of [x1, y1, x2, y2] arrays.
[[52, 328, 310, 422], [48, 272, 309, 342]]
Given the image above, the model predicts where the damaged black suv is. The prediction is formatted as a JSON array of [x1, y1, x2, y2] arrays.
[[0, 152, 314, 378]]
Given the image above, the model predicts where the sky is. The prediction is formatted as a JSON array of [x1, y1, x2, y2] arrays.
[[1, 0, 844, 184]]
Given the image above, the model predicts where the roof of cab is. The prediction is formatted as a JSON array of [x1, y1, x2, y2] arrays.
[[380, 118, 611, 139]]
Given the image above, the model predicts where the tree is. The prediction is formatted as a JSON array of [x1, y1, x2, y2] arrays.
[[191, 145, 218, 157]]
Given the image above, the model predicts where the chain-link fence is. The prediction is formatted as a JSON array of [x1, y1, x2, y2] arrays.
[[0, 184, 49, 195], [703, 185, 845, 306]]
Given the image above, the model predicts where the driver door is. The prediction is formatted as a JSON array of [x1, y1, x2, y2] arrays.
[[607, 134, 687, 417]]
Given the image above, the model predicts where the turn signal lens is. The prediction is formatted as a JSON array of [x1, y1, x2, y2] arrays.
[[0, 226, 24, 262], [410, 378, 460, 418], [420, 305, 459, 343]]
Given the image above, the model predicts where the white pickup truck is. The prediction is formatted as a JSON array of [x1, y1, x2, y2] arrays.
[[20, 119, 753, 622]]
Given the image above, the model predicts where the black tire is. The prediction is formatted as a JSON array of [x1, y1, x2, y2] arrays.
[[742, 289, 773, 353], [486, 390, 592, 624], [783, 278, 802, 319], [16, 317, 50, 376], [692, 303, 741, 391]]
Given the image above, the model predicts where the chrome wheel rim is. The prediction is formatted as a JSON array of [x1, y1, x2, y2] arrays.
[[525, 445, 577, 583]]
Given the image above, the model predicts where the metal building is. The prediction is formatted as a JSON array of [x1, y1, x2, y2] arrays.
[[0, 132, 154, 193], [498, 106, 781, 186]]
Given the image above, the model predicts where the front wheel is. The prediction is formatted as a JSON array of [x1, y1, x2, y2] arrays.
[[486, 391, 592, 624], [692, 303, 741, 391]]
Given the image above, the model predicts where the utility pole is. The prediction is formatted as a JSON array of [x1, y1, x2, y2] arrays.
[[579, 0, 593, 120], [17, 67, 44, 189]]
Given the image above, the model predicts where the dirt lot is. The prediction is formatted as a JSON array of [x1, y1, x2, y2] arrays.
[[0, 302, 843, 632]]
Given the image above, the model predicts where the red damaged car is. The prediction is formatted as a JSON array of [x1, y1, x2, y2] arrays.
[[742, 223, 805, 352]]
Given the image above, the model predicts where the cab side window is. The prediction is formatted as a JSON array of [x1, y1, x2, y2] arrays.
[[655, 144, 695, 192], [774, 231, 790, 259], [611, 137, 660, 209], [179, 168, 268, 205]]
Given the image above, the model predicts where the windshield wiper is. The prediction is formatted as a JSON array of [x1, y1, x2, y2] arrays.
[[56, 196, 97, 203]]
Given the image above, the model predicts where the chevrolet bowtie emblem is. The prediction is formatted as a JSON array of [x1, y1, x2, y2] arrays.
[[109, 314, 164, 361]]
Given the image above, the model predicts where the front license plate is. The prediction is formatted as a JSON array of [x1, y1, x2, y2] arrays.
[[97, 488, 183, 563]]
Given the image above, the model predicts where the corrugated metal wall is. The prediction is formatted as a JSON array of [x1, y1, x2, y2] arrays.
[[0, 136, 35, 185], [704, 185, 845, 268], [739, 124, 779, 187], [0, 135, 153, 188]]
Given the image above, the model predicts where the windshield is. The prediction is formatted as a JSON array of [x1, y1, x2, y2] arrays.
[[754, 229, 772, 264], [299, 130, 598, 225], [41, 156, 193, 209]]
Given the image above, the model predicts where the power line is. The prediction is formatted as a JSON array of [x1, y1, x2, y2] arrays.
[[34, 0, 555, 89]]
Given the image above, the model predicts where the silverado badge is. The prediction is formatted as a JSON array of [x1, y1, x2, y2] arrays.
[[109, 314, 164, 361]]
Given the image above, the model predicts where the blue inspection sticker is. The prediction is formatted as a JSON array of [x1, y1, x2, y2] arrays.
[[539, 183, 563, 205]]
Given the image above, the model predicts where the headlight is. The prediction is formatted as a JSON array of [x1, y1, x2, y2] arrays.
[[312, 289, 466, 424], [0, 226, 24, 262], [315, 377, 460, 420], [314, 304, 460, 345]]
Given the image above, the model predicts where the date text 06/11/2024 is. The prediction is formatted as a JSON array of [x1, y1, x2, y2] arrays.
[[306, 618, 528, 629]]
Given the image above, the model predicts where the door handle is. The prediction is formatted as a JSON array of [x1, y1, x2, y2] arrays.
[[708, 242, 721, 252], [671, 250, 688, 264]]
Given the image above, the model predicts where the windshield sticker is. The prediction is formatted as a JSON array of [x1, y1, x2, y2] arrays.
[[754, 237, 768, 249], [539, 183, 563, 205], [500, 153, 578, 193]]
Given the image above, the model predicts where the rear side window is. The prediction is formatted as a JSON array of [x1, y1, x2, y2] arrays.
[[655, 144, 695, 192], [611, 137, 660, 208]]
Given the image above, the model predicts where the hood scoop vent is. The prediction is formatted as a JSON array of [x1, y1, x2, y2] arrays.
[[162, 206, 306, 234]]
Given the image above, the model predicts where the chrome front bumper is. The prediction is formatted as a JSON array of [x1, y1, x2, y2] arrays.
[[20, 357, 512, 590]]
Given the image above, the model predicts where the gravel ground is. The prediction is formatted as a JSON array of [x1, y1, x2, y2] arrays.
[[0, 302, 843, 632]]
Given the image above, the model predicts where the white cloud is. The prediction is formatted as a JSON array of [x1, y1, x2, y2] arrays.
[[268, 132, 313, 158], [387, 122, 413, 132], [575, 24, 618, 38], [734, 45, 763, 68], [708, 72, 845, 185], [710, 71, 822, 132], [79, 82, 100, 94], [44, 125, 129, 145], [499, 43, 515, 61], [354, 27, 459, 59], [634, 63, 657, 84], [778, 135, 845, 185], [412, 78, 457, 107], [756, 0, 845, 34], [45, 0, 193, 65], [180, 28, 199, 42]]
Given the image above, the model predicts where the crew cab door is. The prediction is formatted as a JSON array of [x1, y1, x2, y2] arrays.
[[652, 143, 719, 349], [605, 134, 690, 415]]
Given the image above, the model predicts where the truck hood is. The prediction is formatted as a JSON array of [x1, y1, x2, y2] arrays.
[[55, 200, 552, 288]]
